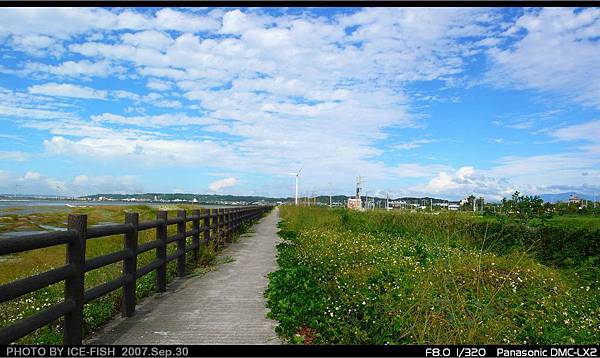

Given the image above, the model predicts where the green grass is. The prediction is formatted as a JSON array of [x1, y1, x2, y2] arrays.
[[0, 205, 263, 344], [265, 207, 600, 344], [542, 215, 600, 231]]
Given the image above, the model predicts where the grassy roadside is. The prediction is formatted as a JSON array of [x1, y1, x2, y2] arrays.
[[0, 205, 264, 344], [265, 206, 600, 344]]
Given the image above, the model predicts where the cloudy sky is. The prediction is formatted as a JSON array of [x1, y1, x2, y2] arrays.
[[0, 7, 599, 200]]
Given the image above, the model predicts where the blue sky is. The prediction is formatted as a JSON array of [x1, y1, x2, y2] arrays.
[[0, 7, 599, 200]]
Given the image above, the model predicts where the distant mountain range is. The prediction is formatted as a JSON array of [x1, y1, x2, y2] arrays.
[[539, 192, 596, 203]]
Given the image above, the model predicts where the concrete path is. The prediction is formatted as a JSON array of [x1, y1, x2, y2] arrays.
[[88, 208, 281, 345]]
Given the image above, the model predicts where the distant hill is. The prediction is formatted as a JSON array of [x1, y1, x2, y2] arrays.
[[394, 196, 449, 203], [539, 192, 595, 203], [80, 193, 289, 204], [79, 193, 454, 206]]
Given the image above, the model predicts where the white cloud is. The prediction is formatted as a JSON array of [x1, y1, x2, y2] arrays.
[[487, 8, 600, 108], [10, 34, 63, 57], [121, 30, 173, 51], [24, 171, 41, 180], [391, 139, 436, 150], [0, 150, 30, 161], [0, 8, 220, 39], [0, 104, 72, 120], [389, 163, 452, 178], [488, 152, 600, 188], [28, 82, 107, 99], [23, 60, 125, 78], [91, 113, 216, 128], [0, 170, 68, 194], [208, 177, 237, 192], [477, 120, 600, 193], [73, 174, 144, 194], [419, 166, 515, 200], [220, 9, 267, 35], [1, 8, 598, 198], [0, 8, 118, 39], [0, 170, 143, 196], [153, 8, 220, 32], [146, 79, 172, 91], [0, 86, 80, 121], [17, 8, 503, 194], [43, 136, 241, 169], [551, 119, 600, 143]]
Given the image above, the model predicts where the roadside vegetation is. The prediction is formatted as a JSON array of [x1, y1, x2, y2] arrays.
[[266, 206, 600, 344], [0, 204, 259, 344]]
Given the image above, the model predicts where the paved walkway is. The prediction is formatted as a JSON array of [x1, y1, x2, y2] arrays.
[[88, 208, 281, 345]]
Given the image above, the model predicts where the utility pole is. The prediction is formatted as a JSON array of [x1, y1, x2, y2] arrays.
[[356, 176, 364, 209], [328, 182, 332, 208]]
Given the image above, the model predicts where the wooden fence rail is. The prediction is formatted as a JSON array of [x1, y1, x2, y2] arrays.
[[0, 205, 272, 344]]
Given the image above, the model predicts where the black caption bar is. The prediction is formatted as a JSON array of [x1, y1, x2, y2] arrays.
[[1, 345, 599, 357]]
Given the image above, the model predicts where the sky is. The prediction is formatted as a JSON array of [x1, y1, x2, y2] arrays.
[[0, 7, 599, 201]]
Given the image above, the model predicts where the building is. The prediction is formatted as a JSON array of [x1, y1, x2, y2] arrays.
[[347, 198, 363, 210], [448, 203, 460, 211], [389, 200, 414, 209], [568, 194, 583, 205]]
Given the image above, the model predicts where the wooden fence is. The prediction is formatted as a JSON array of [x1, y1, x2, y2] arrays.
[[0, 205, 272, 344]]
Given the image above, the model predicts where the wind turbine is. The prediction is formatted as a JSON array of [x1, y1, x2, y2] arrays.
[[287, 167, 302, 205]]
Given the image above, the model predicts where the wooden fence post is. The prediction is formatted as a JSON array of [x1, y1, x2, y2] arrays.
[[204, 209, 211, 245], [227, 209, 232, 241], [156, 211, 167, 293], [221, 209, 226, 242], [216, 208, 222, 246], [192, 209, 200, 262], [234, 209, 239, 232], [123, 212, 138, 317], [224, 209, 228, 241], [64, 214, 87, 345], [220, 208, 226, 243], [176, 210, 186, 277]]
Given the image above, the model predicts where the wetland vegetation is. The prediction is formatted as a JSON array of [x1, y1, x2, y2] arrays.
[[266, 206, 600, 344]]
